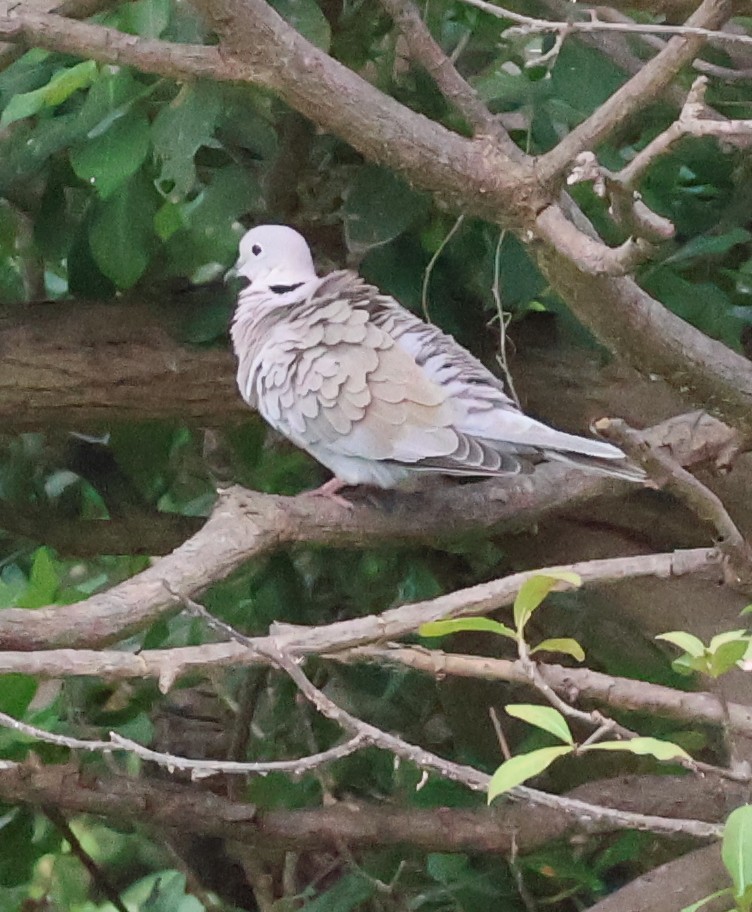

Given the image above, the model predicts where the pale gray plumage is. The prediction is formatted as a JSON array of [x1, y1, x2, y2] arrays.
[[230, 225, 644, 490]]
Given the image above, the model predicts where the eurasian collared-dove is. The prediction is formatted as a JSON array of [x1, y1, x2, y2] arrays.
[[229, 225, 644, 496]]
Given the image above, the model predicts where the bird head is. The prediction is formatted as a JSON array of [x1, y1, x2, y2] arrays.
[[228, 225, 317, 290]]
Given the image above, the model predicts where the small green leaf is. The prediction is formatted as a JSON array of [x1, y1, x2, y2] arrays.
[[1, 60, 98, 126], [487, 746, 572, 802], [656, 631, 706, 658], [741, 604, 752, 616], [506, 704, 574, 744], [531, 637, 585, 661], [419, 617, 517, 639], [707, 640, 749, 678], [513, 572, 581, 632], [584, 736, 690, 762], [16, 547, 59, 609], [708, 630, 749, 651], [70, 110, 150, 198], [679, 888, 733, 912], [723, 805, 752, 900]]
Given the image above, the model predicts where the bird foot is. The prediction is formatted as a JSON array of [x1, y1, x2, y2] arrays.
[[306, 477, 354, 510]]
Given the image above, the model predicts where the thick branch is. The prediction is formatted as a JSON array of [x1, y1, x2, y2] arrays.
[[0, 548, 720, 665], [0, 410, 730, 651], [535, 221, 752, 438], [0, 301, 245, 429], [0, 764, 732, 854], [0, 11, 233, 81]]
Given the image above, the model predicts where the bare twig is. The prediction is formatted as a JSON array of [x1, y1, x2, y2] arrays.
[[343, 645, 752, 740], [0, 707, 367, 778], [536, 0, 734, 183], [621, 77, 752, 189], [597, 418, 752, 587], [44, 807, 129, 912], [453, 0, 752, 49], [377, 0, 520, 154]]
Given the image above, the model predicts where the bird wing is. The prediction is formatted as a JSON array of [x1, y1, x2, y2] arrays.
[[252, 274, 526, 474]]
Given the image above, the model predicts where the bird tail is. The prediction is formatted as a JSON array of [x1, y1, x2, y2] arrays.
[[544, 450, 647, 482]]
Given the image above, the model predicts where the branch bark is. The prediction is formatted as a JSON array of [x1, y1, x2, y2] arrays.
[[0, 411, 729, 651], [0, 764, 733, 854], [0, 301, 245, 429]]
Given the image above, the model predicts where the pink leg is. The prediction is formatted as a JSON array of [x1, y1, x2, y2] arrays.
[[307, 476, 354, 510]]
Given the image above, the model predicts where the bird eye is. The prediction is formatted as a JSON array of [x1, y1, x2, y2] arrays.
[[251, 244, 262, 256]]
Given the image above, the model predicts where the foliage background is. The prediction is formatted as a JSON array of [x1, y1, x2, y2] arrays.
[[0, 0, 750, 909]]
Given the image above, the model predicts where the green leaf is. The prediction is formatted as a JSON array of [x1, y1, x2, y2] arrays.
[[487, 746, 572, 802], [707, 640, 749, 678], [118, 0, 172, 38], [141, 871, 203, 912], [531, 637, 585, 661], [89, 173, 157, 288], [1, 60, 98, 126], [344, 165, 429, 253], [16, 547, 58, 609], [70, 110, 150, 198], [665, 228, 752, 267], [708, 630, 749, 651], [154, 201, 185, 241], [299, 872, 375, 910], [680, 889, 733, 912], [419, 617, 517, 639], [0, 675, 37, 718], [268, 0, 331, 50], [152, 82, 222, 198], [584, 736, 690, 762], [513, 571, 581, 632], [723, 805, 752, 900], [505, 704, 573, 744], [656, 631, 706, 658]]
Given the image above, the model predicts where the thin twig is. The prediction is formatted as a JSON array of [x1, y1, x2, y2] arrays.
[[453, 0, 752, 48], [421, 214, 465, 321], [378, 0, 521, 153], [596, 418, 752, 588], [0, 707, 367, 779], [183, 599, 725, 839], [44, 807, 129, 912], [491, 229, 522, 408]]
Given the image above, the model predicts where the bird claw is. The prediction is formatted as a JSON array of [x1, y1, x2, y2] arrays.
[[306, 477, 355, 510]]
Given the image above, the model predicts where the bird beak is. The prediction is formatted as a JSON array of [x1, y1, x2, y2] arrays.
[[224, 264, 239, 285]]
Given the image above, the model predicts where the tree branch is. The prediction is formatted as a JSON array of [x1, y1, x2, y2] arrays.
[[0, 764, 732, 854], [534, 210, 752, 438], [0, 548, 721, 674], [536, 0, 734, 184], [346, 646, 752, 739], [377, 0, 519, 155], [0, 410, 727, 651], [0, 301, 245, 429]]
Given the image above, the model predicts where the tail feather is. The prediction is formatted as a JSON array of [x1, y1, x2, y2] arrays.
[[544, 450, 646, 482]]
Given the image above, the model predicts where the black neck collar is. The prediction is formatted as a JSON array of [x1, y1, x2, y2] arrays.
[[269, 281, 305, 295]]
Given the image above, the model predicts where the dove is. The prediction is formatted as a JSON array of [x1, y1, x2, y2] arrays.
[[229, 224, 644, 500]]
